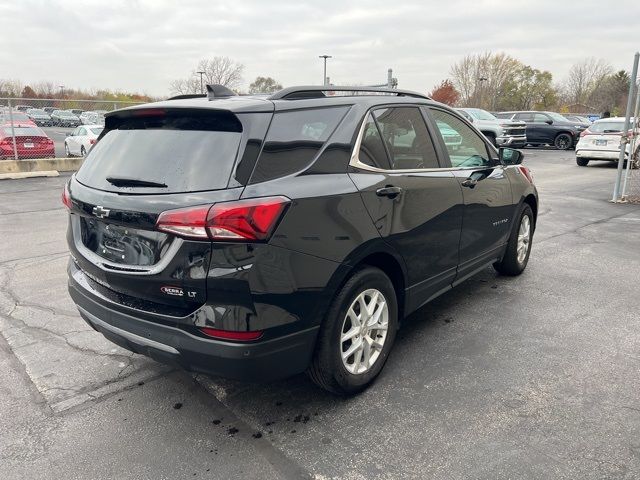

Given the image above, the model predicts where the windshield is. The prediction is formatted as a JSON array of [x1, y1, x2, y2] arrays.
[[547, 112, 569, 122], [89, 127, 103, 135], [468, 109, 497, 121]]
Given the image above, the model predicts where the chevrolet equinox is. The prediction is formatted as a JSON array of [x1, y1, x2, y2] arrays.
[[65, 85, 538, 394]]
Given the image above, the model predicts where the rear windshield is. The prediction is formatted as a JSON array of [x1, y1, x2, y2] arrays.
[[589, 120, 632, 133], [2, 126, 45, 136], [76, 109, 243, 193], [89, 127, 103, 135]]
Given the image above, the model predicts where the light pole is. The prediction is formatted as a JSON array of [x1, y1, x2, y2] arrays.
[[59, 85, 65, 98], [196, 71, 205, 94], [477, 76, 487, 108], [319, 55, 332, 86]]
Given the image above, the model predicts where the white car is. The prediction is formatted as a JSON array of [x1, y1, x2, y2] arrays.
[[575, 117, 638, 167], [64, 125, 103, 157]]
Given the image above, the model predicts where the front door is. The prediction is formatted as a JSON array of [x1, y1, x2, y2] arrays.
[[428, 108, 515, 283], [349, 106, 464, 311]]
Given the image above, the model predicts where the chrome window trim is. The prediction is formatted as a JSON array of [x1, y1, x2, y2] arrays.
[[348, 109, 496, 174]]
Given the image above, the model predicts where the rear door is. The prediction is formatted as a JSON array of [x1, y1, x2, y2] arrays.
[[349, 106, 464, 309], [427, 108, 515, 282], [68, 108, 263, 314]]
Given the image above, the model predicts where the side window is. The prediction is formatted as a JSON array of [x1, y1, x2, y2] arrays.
[[358, 114, 391, 170], [372, 107, 439, 169], [533, 113, 550, 124], [516, 112, 534, 122], [250, 106, 349, 183], [430, 109, 491, 168]]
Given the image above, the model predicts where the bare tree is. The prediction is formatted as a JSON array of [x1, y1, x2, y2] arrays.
[[170, 57, 245, 95], [248, 76, 282, 94], [0, 78, 24, 97], [450, 53, 520, 109], [32, 81, 59, 98], [563, 57, 612, 106]]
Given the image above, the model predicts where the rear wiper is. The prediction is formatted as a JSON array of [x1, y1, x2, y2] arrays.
[[106, 177, 167, 188]]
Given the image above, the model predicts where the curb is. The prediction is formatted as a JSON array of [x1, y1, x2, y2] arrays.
[[0, 157, 83, 179]]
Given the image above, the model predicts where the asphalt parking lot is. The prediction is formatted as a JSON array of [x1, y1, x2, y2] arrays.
[[41, 126, 74, 157], [1, 149, 640, 479]]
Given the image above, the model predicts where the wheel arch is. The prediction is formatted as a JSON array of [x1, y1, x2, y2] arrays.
[[522, 193, 538, 229]]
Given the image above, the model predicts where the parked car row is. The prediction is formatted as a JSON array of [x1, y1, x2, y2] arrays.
[[492, 111, 590, 150], [2, 106, 107, 128], [456, 108, 527, 148]]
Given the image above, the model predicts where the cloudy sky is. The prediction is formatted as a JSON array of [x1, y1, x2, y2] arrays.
[[2, 0, 639, 97]]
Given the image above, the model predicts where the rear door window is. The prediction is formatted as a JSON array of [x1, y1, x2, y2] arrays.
[[76, 109, 243, 193], [373, 107, 439, 169], [250, 106, 349, 183]]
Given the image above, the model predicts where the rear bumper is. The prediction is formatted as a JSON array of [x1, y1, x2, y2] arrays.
[[576, 149, 623, 160], [68, 265, 319, 382]]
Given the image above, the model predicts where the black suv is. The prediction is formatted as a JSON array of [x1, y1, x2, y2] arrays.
[[494, 111, 588, 150], [65, 85, 538, 394]]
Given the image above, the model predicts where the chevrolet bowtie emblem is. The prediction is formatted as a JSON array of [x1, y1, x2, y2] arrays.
[[92, 205, 111, 219]]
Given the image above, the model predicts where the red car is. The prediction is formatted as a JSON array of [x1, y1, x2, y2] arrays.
[[0, 123, 55, 159]]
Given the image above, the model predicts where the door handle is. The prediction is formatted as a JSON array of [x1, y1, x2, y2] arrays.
[[376, 186, 403, 198], [461, 178, 478, 188]]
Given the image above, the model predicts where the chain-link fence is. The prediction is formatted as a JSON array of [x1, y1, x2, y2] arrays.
[[0, 97, 146, 160]]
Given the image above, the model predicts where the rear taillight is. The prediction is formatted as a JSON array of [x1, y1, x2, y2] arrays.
[[0, 138, 12, 146], [580, 130, 591, 137], [156, 196, 290, 241], [518, 166, 534, 184], [199, 327, 263, 341], [90, 138, 96, 145], [62, 183, 72, 209]]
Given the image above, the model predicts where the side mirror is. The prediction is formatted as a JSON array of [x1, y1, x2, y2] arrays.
[[499, 147, 523, 165], [545, 119, 553, 125]]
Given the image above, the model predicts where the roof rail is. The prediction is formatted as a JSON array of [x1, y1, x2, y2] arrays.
[[269, 86, 431, 101], [206, 84, 237, 100]]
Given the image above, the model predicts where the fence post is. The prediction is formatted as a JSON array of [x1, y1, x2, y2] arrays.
[[7, 98, 19, 160], [612, 52, 639, 202]]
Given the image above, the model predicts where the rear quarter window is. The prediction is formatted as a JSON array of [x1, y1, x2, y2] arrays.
[[249, 106, 349, 183]]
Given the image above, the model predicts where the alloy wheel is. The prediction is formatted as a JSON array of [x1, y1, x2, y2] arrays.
[[517, 215, 531, 264], [340, 288, 389, 375]]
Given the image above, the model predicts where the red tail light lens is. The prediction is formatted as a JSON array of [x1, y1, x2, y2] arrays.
[[90, 138, 96, 145], [62, 183, 72, 209], [580, 129, 591, 137], [199, 327, 263, 341], [518, 166, 534, 184], [156, 196, 290, 241]]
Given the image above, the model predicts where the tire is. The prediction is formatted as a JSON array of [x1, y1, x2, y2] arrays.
[[554, 133, 573, 150], [494, 204, 534, 276], [64, 143, 71, 157], [308, 266, 398, 395], [80, 146, 86, 156], [484, 133, 496, 146], [576, 158, 589, 167]]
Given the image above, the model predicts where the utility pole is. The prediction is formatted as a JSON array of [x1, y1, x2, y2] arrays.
[[59, 85, 65, 98], [197, 71, 205, 94], [319, 55, 332, 85], [612, 52, 639, 202]]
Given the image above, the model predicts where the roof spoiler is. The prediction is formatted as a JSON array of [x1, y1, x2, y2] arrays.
[[269, 86, 430, 100]]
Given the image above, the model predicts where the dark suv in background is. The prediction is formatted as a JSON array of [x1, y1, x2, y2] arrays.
[[64, 85, 538, 394], [494, 111, 588, 150]]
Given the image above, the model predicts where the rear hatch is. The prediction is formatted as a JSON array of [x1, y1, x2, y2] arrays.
[[68, 107, 250, 315]]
